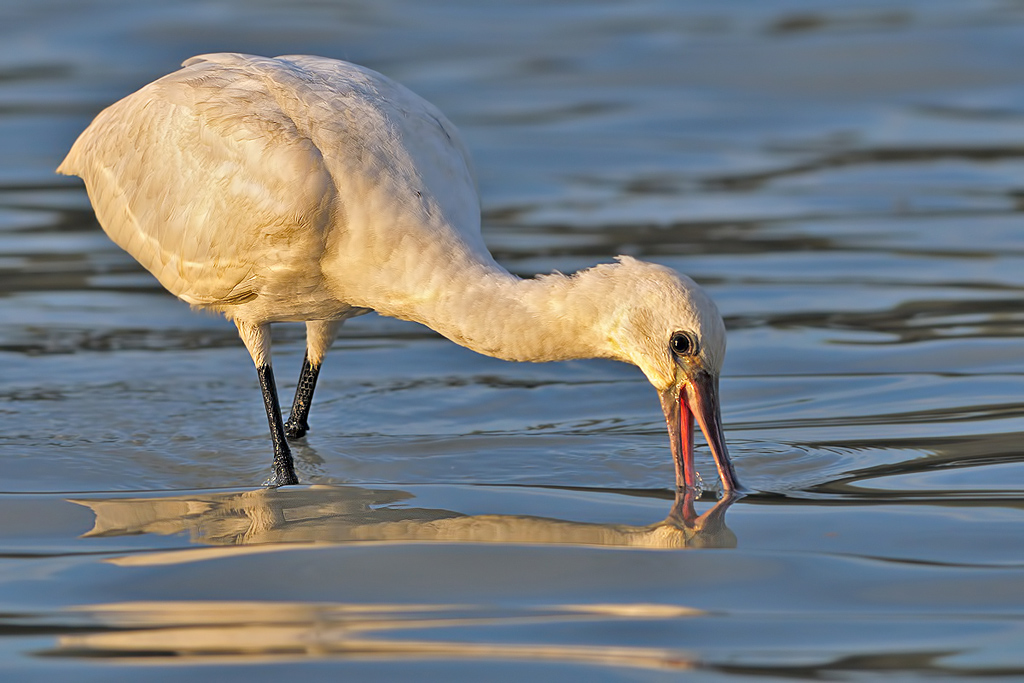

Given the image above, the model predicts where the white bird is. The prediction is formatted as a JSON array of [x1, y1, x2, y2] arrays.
[[58, 53, 740, 493]]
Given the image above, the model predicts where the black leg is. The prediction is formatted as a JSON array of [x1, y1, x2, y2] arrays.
[[284, 351, 321, 439], [257, 363, 298, 486]]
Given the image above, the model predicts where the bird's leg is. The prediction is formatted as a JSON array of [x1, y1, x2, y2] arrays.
[[284, 351, 320, 439], [237, 320, 298, 486], [257, 364, 298, 486], [284, 320, 340, 440]]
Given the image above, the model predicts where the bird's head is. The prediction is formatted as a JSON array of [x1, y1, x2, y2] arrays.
[[594, 256, 740, 494]]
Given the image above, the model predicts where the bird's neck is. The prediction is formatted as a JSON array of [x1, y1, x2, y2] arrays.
[[398, 261, 618, 363]]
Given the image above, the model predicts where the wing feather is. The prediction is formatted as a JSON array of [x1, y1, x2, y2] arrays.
[[59, 54, 336, 307], [58, 53, 484, 318]]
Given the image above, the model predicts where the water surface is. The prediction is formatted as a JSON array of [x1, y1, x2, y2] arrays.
[[3, 0, 1024, 679]]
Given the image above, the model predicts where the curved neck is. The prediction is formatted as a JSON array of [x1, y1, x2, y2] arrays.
[[399, 262, 614, 363]]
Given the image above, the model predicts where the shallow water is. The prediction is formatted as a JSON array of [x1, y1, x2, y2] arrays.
[[3, 0, 1024, 679]]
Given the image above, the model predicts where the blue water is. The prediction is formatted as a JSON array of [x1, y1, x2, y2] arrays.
[[3, 0, 1024, 679]]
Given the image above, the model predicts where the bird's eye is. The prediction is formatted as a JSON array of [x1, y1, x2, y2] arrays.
[[670, 331, 697, 357]]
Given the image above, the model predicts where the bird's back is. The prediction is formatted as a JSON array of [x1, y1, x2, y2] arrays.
[[58, 53, 484, 322]]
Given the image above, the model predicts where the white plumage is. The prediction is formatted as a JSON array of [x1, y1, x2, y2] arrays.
[[59, 53, 740, 493]]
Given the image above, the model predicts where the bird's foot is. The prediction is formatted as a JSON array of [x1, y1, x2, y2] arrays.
[[266, 455, 300, 487], [283, 418, 309, 440], [264, 468, 299, 488]]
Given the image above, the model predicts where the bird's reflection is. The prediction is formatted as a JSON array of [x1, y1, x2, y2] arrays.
[[55, 486, 737, 665], [70, 484, 737, 550]]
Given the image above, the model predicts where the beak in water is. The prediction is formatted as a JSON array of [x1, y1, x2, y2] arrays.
[[659, 370, 741, 494]]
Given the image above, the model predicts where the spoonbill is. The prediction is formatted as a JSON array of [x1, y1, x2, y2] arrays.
[[58, 53, 740, 493]]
